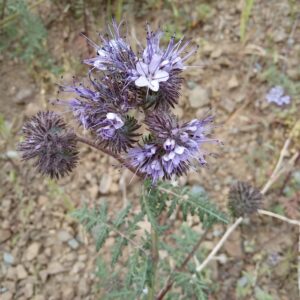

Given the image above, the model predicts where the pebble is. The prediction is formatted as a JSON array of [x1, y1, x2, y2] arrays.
[[39, 270, 48, 283], [16, 265, 28, 280], [62, 287, 74, 300], [57, 230, 72, 242], [68, 238, 80, 250], [14, 87, 35, 104], [88, 184, 98, 199], [191, 185, 206, 195], [273, 28, 287, 43], [1, 292, 13, 300], [25, 243, 40, 261], [71, 261, 85, 274], [188, 86, 210, 108], [25, 102, 40, 117], [0, 230, 11, 243], [3, 252, 14, 265], [210, 48, 223, 58], [33, 295, 45, 300], [47, 262, 65, 275], [227, 75, 239, 89], [6, 267, 17, 280], [99, 174, 112, 194], [220, 98, 236, 113], [5, 151, 19, 159], [24, 283, 34, 299]]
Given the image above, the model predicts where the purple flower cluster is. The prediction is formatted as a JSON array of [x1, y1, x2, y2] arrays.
[[266, 86, 291, 106], [83, 21, 195, 108], [18, 112, 79, 178], [128, 113, 219, 183], [59, 75, 141, 153], [19, 20, 219, 182]]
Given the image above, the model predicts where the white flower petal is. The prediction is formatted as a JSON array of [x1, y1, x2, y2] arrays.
[[174, 145, 185, 155], [149, 80, 159, 92], [135, 76, 150, 88], [106, 112, 116, 120], [153, 70, 169, 82], [149, 54, 162, 74], [136, 61, 149, 75], [168, 152, 175, 160]]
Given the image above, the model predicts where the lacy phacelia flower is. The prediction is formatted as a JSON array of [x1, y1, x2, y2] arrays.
[[82, 21, 195, 109], [134, 56, 169, 92], [59, 76, 141, 153], [83, 21, 137, 76], [131, 26, 196, 106], [128, 113, 219, 183], [266, 86, 291, 106], [97, 114, 140, 153], [18, 112, 79, 179]]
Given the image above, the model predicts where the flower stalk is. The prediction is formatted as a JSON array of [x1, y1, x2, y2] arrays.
[[148, 225, 159, 300]]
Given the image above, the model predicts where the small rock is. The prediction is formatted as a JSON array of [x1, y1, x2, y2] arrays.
[[191, 185, 206, 195], [25, 243, 40, 261], [2, 292, 13, 300], [25, 103, 40, 117], [39, 270, 48, 283], [202, 42, 214, 55], [68, 238, 80, 250], [47, 262, 64, 275], [37, 195, 48, 206], [16, 265, 28, 280], [78, 254, 87, 261], [0, 287, 8, 293], [14, 87, 35, 104], [0, 230, 11, 243], [3, 252, 14, 265], [220, 98, 236, 113], [88, 184, 98, 199], [71, 262, 85, 274], [6, 267, 17, 280], [62, 287, 74, 300], [224, 230, 243, 258], [188, 86, 210, 108], [33, 295, 45, 300], [78, 279, 89, 296], [228, 75, 239, 90], [24, 283, 34, 299], [99, 174, 112, 194], [110, 182, 119, 194], [57, 230, 72, 242], [5, 151, 19, 159], [273, 29, 287, 43], [210, 48, 223, 58], [287, 68, 300, 80]]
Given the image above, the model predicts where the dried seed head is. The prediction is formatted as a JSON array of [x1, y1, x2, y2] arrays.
[[18, 111, 79, 179], [228, 181, 262, 217]]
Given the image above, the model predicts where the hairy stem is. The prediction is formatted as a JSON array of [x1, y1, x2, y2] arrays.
[[156, 229, 209, 300], [76, 135, 143, 177], [148, 226, 159, 300]]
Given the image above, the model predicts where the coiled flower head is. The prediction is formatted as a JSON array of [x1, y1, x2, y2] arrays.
[[128, 112, 219, 183], [82, 21, 195, 109], [83, 20, 137, 77], [59, 74, 141, 153], [228, 181, 263, 217], [18, 112, 79, 179]]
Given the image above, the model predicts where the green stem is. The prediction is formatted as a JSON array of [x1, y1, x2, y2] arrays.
[[148, 226, 159, 300]]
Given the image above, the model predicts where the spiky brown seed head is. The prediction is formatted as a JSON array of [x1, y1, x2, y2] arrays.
[[228, 181, 263, 217], [18, 111, 79, 179]]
